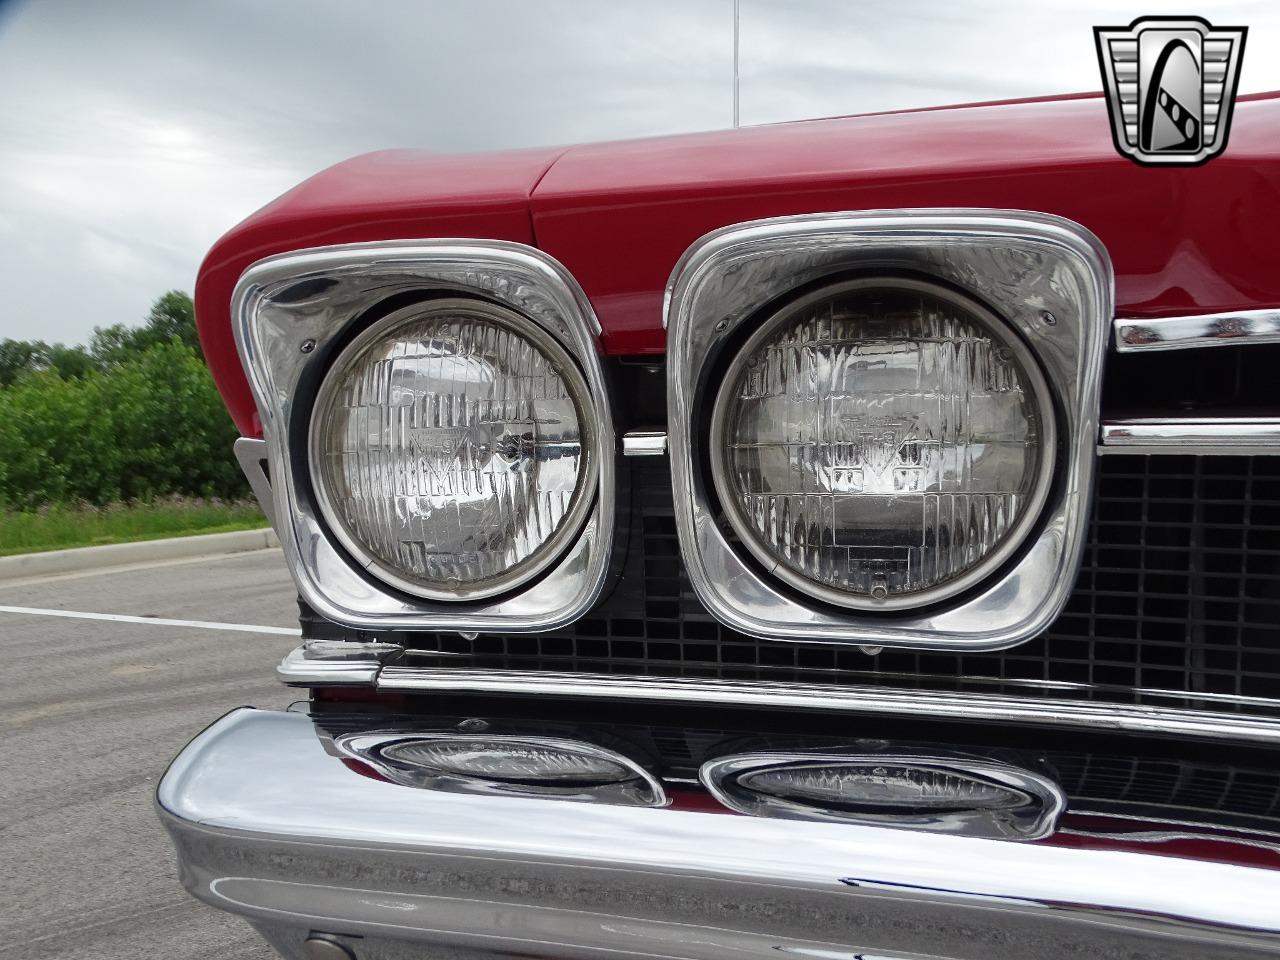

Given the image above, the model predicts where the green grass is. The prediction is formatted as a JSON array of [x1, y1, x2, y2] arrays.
[[0, 497, 268, 556]]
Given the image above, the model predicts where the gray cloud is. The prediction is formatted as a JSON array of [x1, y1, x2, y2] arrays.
[[741, 0, 1280, 122], [1, 0, 1277, 344]]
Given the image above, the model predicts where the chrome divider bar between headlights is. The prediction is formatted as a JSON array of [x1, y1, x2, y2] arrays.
[[621, 430, 669, 456], [1115, 308, 1280, 352], [374, 667, 1280, 745], [1100, 418, 1280, 455]]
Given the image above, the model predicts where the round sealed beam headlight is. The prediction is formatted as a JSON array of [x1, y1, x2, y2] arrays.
[[310, 298, 597, 601], [710, 277, 1055, 611]]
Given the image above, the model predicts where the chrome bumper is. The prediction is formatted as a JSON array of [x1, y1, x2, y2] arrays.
[[159, 708, 1280, 960]]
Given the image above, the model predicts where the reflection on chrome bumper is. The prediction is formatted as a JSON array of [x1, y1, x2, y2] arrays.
[[158, 709, 1280, 960]]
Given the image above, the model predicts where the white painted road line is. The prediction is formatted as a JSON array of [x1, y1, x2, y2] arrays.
[[0, 604, 302, 636]]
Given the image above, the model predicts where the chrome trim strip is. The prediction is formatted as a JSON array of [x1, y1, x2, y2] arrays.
[[1115, 308, 1280, 352], [664, 209, 1113, 650], [276, 640, 401, 686], [288, 638, 1280, 714], [621, 430, 668, 456], [1067, 808, 1280, 845], [1130, 685, 1280, 708], [158, 709, 1280, 958], [231, 239, 615, 633], [1101, 417, 1280, 456], [375, 668, 1280, 745]]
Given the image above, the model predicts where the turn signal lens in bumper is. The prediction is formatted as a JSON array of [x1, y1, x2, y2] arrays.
[[336, 732, 667, 807], [381, 738, 633, 786], [738, 761, 1030, 813], [702, 751, 1065, 840]]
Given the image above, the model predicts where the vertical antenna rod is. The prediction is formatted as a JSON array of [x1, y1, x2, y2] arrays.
[[733, 0, 740, 128]]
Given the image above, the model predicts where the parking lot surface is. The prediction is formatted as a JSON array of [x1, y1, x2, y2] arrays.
[[0, 549, 301, 960]]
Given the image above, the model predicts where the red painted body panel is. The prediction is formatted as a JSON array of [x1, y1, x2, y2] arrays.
[[532, 92, 1280, 355], [196, 93, 1280, 435], [196, 146, 565, 434]]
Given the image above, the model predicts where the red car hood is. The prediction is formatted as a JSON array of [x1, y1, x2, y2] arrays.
[[198, 91, 1280, 436]]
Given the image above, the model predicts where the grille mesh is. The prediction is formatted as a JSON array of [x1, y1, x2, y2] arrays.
[[399, 454, 1280, 704]]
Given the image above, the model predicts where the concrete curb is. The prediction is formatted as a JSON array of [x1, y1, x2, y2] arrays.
[[0, 527, 280, 582]]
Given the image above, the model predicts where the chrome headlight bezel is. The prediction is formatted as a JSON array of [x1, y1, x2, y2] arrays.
[[232, 240, 614, 633], [666, 209, 1113, 651], [707, 275, 1058, 612]]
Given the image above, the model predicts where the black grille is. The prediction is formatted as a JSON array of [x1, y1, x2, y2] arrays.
[[1104, 343, 1280, 417], [400, 455, 1280, 703], [1051, 753, 1280, 819]]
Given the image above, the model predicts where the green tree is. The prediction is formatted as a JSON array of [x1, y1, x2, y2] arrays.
[[146, 290, 200, 355], [0, 339, 95, 385], [89, 290, 199, 367], [0, 340, 243, 508], [42, 343, 97, 380], [3, 291, 200, 386], [0, 339, 43, 387], [0, 290, 239, 510]]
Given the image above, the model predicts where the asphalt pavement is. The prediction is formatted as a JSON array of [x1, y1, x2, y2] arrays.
[[0, 548, 302, 960]]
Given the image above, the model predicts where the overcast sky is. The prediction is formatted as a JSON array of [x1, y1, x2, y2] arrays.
[[1, 0, 1278, 345]]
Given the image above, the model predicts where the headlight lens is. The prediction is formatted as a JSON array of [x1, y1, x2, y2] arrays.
[[711, 278, 1054, 610], [311, 298, 596, 600]]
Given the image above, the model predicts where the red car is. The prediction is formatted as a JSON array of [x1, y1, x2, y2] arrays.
[[159, 91, 1280, 960]]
